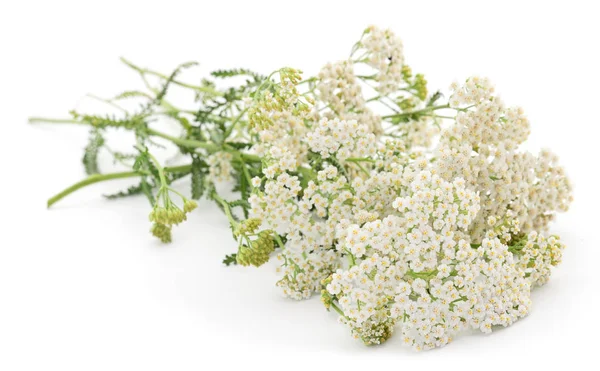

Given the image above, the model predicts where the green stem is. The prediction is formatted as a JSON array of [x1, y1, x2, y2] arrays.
[[47, 171, 142, 208], [147, 128, 220, 151], [211, 191, 239, 227], [273, 234, 285, 249], [346, 157, 376, 163], [382, 104, 450, 120], [223, 107, 248, 140], [47, 165, 192, 208], [120, 57, 223, 97], [28, 117, 83, 125], [148, 128, 261, 163], [145, 151, 168, 187], [296, 77, 317, 86], [330, 301, 348, 319]]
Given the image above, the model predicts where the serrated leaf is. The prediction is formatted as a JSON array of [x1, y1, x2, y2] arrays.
[[154, 61, 199, 103], [210, 68, 265, 80], [104, 183, 144, 199], [112, 90, 153, 101], [140, 177, 155, 206], [239, 173, 250, 218], [82, 129, 105, 175], [223, 253, 238, 266], [226, 142, 253, 150], [191, 156, 206, 199], [229, 199, 250, 209]]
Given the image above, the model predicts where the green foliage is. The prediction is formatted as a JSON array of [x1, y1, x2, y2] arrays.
[[140, 177, 156, 206], [111, 90, 153, 101], [110, 151, 137, 163], [154, 61, 199, 104], [239, 178, 250, 218], [71, 111, 146, 130], [226, 142, 253, 150], [191, 156, 206, 199], [104, 182, 145, 200], [228, 199, 250, 210], [426, 90, 443, 107], [82, 129, 105, 175], [210, 68, 265, 81], [133, 147, 160, 205], [223, 253, 238, 266]]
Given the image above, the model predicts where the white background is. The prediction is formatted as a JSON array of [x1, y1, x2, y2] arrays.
[[1, 1, 599, 369]]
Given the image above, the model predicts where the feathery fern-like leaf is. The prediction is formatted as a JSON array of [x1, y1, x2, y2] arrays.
[[191, 156, 206, 199], [154, 61, 199, 103], [71, 111, 146, 130], [111, 90, 153, 101], [210, 68, 265, 81], [82, 129, 105, 175], [222, 253, 238, 266], [104, 183, 145, 200]]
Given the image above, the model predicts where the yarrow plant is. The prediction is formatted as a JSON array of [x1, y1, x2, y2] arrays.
[[33, 25, 573, 350]]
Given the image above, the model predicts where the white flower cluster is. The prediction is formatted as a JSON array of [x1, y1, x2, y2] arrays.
[[318, 61, 365, 114], [360, 25, 405, 94], [317, 61, 382, 135], [305, 118, 377, 161], [239, 26, 572, 351], [207, 152, 234, 182], [250, 166, 346, 300], [514, 232, 565, 287], [436, 77, 572, 240]]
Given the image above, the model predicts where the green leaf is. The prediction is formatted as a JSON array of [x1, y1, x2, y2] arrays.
[[104, 183, 144, 199], [223, 253, 238, 266], [191, 156, 206, 199], [111, 90, 153, 101], [155, 61, 199, 103], [238, 173, 250, 219], [71, 110, 146, 130], [82, 129, 105, 175], [140, 177, 156, 206], [211, 68, 265, 80], [226, 142, 253, 150], [229, 199, 250, 209], [426, 90, 443, 107]]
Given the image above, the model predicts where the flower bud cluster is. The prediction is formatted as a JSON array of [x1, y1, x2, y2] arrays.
[[236, 230, 275, 267], [148, 190, 197, 244]]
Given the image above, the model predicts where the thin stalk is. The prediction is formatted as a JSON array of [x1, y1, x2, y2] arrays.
[[47, 165, 192, 208], [120, 57, 224, 97], [147, 128, 220, 151], [223, 107, 248, 139], [29, 117, 83, 125], [147, 128, 261, 163], [211, 191, 239, 228], [30, 117, 260, 162], [47, 171, 142, 208], [330, 301, 348, 319], [382, 104, 450, 120]]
